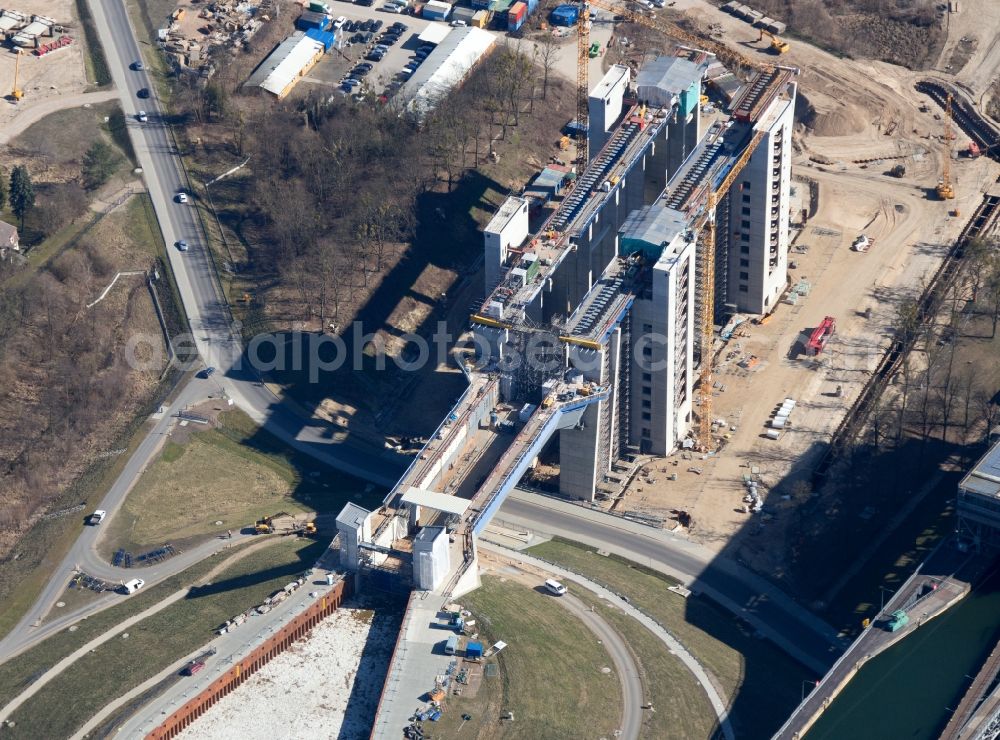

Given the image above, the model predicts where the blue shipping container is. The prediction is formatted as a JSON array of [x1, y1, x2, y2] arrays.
[[550, 4, 578, 25], [508, 13, 525, 30], [297, 10, 329, 30], [525, 0, 538, 14], [305, 27, 336, 51]]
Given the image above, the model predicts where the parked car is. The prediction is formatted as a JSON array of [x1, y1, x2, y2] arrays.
[[356, 0, 373, 6], [121, 579, 145, 595], [390, 22, 408, 31], [355, 62, 373, 71], [183, 660, 206, 676], [417, 44, 434, 54], [372, 19, 384, 31], [176, 240, 189, 252], [137, 88, 150, 98], [333, 15, 347, 29], [414, 50, 429, 60], [198, 366, 216, 378], [382, 4, 403, 12], [136, 110, 148, 122], [381, 34, 399, 44], [450, 19, 466, 26], [362, 31, 374, 42], [88, 510, 107, 525], [362, 18, 375, 31], [342, 77, 361, 87], [366, 50, 385, 61]]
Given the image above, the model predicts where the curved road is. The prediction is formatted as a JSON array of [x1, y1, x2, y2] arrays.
[[561, 592, 643, 740], [0, 89, 120, 144], [498, 490, 845, 675]]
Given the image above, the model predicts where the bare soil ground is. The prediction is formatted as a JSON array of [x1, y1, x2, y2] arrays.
[[609, 0, 1000, 585]]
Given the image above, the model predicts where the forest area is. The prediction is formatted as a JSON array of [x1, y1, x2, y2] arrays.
[[175, 38, 571, 429]]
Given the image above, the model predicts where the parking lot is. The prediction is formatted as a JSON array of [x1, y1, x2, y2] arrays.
[[301, 4, 444, 97]]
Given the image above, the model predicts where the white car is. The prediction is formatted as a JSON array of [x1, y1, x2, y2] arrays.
[[450, 19, 466, 26], [176, 192, 189, 203], [88, 510, 107, 525], [136, 111, 148, 122], [333, 15, 347, 29], [851, 234, 871, 253], [383, 4, 403, 12]]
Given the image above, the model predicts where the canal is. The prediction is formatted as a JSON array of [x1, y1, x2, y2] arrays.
[[806, 566, 1000, 740]]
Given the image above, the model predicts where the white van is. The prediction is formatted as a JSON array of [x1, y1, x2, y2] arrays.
[[121, 578, 145, 595], [544, 579, 567, 596]]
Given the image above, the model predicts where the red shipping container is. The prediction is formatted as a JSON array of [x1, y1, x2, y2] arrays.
[[509, 1, 526, 21]]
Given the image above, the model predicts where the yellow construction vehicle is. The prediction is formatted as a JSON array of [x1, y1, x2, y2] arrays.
[[10, 49, 23, 101], [757, 29, 790, 54], [936, 94, 955, 200], [254, 513, 316, 536]]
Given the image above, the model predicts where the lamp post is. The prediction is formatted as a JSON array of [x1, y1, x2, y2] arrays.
[[802, 679, 819, 701], [879, 585, 895, 612]]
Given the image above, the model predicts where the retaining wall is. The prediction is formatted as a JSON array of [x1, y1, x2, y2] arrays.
[[145, 577, 351, 740]]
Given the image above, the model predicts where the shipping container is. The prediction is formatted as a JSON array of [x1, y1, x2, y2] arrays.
[[472, 9, 488, 26], [550, 3, 578, 25], [297, 10, 329, 30], [305, 27, 335, 51], [508, 0, 526, 30], [451, 6, 476, 23], [423, 0, 452, 20], [525, 0, 538, 14]]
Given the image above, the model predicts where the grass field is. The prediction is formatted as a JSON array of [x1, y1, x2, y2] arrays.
[[0, 540, 254, 711], [527, 538, 811, 739], [570, 588, 720, 740], [5, 538, 325, 739], [101, 408, 381, 554], [431, 576, 623, 739]]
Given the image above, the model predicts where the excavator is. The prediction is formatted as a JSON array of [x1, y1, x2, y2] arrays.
[[757, 29, 790, 54]]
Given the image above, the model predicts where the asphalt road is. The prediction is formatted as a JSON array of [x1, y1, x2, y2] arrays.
[[498, 490, 846, 675], [560, 592, 643, 740]]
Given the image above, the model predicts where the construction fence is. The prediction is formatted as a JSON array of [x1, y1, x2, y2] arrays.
[[144, 576, 351, 740]]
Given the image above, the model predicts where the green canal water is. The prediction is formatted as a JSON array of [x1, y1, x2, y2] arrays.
[[806, 567, 1000, 740]]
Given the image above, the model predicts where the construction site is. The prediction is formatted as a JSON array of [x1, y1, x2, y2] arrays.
[[6, 0, 1000, 737], [0, 0, 87, 123]]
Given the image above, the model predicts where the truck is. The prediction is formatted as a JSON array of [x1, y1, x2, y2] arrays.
[[254, 513, 317, 536], [885, 609, 910, 632]]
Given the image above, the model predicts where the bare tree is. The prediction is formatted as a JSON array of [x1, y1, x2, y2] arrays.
[[538, 34, 560, 101]]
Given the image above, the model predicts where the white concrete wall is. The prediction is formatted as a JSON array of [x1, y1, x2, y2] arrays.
[[484, 197, 529, 294], [726, 88, 795, 314]]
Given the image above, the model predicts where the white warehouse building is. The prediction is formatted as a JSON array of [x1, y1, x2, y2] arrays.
[[400, 26, 496, 119], [244, 31, 326, 98]]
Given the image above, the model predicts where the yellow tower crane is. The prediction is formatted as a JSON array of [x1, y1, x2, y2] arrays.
[[695, 129, 765, 446], [11, 49, 23, 101], [936, 94, 955, 200]]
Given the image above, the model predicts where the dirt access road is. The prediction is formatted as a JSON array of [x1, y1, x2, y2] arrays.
[[614, 0, 1000, 559]]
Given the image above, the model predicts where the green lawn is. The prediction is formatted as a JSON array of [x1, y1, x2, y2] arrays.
[[5, 538, 325, 739], [571, 588, 720, 739], [527, 538, 811, 739], [431, 576, 623, 739], [0, 540, 255, 710], [101, 408, 382, 555]]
